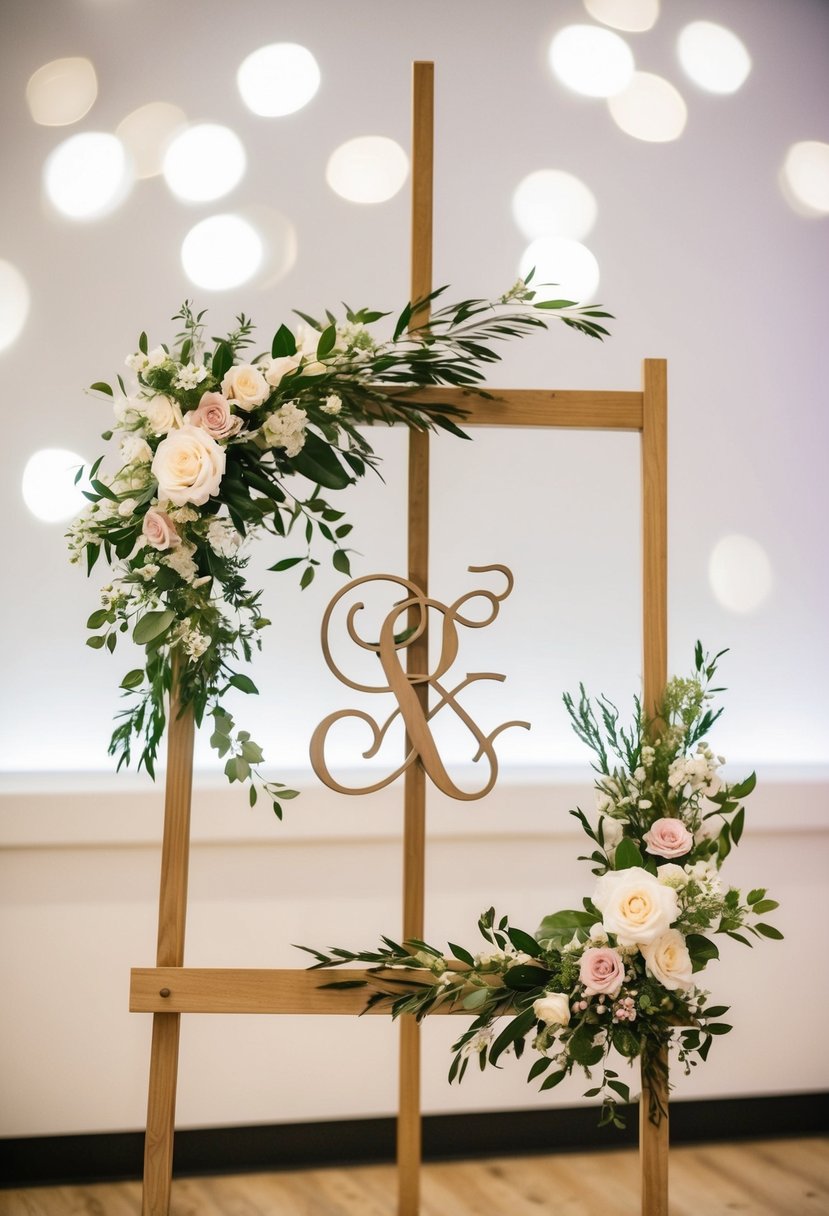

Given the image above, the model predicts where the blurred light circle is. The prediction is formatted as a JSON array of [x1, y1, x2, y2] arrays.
[[677, 21, 751, 94], [237, 43, 320, 116], [549, 25, 634, 98], [584, 0, 659, 32], [181, 214, 263, 290], [116, 101, 187, 179], [781, 141, 829, 216], [44, 132, 131, 220], [26, 57, 98, 126], [0, 260, 30, 353], [238, 205, 298, 286], [326, 136, 409, 204], [709, 534, 772, 613], [163, 123, 246, 202], [519, 236, 600, 303], [512, 170, 597, 241], [22, 448, 88, 522], [608, 72, 687, 142]]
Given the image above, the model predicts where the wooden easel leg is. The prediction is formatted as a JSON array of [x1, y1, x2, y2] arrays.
[[142, 1013, 182, 1216], [398, 1016, 422, 1216], [640, 1044, 670, 1216]]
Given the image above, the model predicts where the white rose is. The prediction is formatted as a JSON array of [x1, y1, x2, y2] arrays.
[[264, 355, 301, 387], [641, 929, 693, 991], [119, 434, 153, 465], [113, 396, 143, 426], [294, 322, 320, 357], [143, 394, 183, 436], [147, 346, 169, 368], [600, 816, 626, 849], [592, 866, 679, 947], [321, 393, 342, 415], [221, 363, 269, 411], [152, 424, 225, 507], [533, 993, 571, 1028]]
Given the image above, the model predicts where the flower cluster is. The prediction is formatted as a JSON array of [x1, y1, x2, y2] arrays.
[[69, 284, 610, 814], [304, 646, 781, 1126]]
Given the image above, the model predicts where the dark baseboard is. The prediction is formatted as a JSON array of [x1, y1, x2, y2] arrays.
[[2, 1093, 826, 1189]]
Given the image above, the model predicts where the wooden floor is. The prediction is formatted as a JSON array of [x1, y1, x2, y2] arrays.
[[3, 1138, 828, 1215]]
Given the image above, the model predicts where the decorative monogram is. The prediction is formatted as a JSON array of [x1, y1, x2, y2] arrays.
[[309, 565, 529, 800]]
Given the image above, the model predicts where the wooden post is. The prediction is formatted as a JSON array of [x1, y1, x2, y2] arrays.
[[640, 357, 668, 1216], [398, 59, 434, 1216], [142, 655, 195, 1216]]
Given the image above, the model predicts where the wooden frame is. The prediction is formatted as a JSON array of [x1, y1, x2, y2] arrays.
[[132, 62, 668, 1216]]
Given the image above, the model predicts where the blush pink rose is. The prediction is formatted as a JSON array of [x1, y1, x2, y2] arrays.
[[579, 946, 625, 997], [142, 508, 180, 551], [186, 392, 243, 440], [644, 817, 694, 859]]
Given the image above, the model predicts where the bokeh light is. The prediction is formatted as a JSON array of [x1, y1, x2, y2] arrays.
[[26, 57, 98, 126], [163, 123, 246, 203], [237, 43, 320, 116], [549, 25, 635, 98], [519, 236, 600, 304], [180, 214, 263, 290], [781, 141, 829, 217], [709, 534, 773, 613], [116, 101, 187, 179], [677, 21, 751, 94], [511, 170, 597, 241], [44, 132, 132, 220], [608, 72, 687, 142], [326, 136, 409, 204], [0, 260, 31, 354], [584, 0, 659, 32], [22, 449, 89, 523]]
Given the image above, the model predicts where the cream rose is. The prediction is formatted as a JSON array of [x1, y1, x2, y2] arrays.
[[264, 355, 302, 387], [186, 392, 243, 441], [142, 394, 183, 436], [151, 425, 225, 507], [221, 363, 269, 411], [533, 992, 571, 1028], [641, 929, 693, 991], [141, 508, 180, 551], [578, 947, 625, 998], [119, 433, 153, 465], [644, 817, 694, 859], [592, 867, 679, 947]]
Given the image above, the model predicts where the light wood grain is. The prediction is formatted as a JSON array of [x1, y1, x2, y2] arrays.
[[143, 657, 195, 1216], [640, 1046, 670, 1216], [5, 1138, 827, 1216], [395, 386, 644, 430], [641, 358, 668, 722]]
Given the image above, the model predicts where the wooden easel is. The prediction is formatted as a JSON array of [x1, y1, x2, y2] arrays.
[[131, 61, 669, 1216]]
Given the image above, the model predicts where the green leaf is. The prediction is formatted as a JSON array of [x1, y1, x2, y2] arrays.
[[300, 566, 315, 590], [489, 1006, 537, 1066], [133, 609, 176, 646], [271, 324, 297, 358], [539, 1069, 566, 1091], [268, 557, 303, 572], [534, 298, 577, 310], [751, 900, 779, 914], [504, 964, 550, 991], [90, 381, 113, 396], [527, 1057, 552, 1082], [535, 909, 594, 948], [228, 673, 259, 695], [120, 669, 145, 690], [706, 1023, 733, 1035], [746, 889, 766, 905], [332, 549, 351, 575], [731, 807, 745, 844], [138, 331, 148, 355], [291, 431, 352, 491], [86, 635, 105, 649], [212, 341, 233, 380], [506, 927, 544, 958], [686, 933, 720, 972], [568, 1023, 604, 1067], [249, 785, 258, 807], [728, 772, 756, 800], [87, 609, 109, 630], [613, 837, 644, 870], [316, 323, 337, 358], [754, 922, 784, 940], [448, 942, 474, 966], [462, 988, 489, 1011]]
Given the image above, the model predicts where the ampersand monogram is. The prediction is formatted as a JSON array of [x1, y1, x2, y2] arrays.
[[309, 564, 529, 800]]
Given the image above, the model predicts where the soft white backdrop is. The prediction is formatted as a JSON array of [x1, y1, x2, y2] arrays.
[[0, 0, 827, 1139]]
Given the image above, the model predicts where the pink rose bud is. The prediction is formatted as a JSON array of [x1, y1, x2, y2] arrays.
[[643, 816, 694, 859], [578, 947, 625, 998], [141, 508, 180, 552]]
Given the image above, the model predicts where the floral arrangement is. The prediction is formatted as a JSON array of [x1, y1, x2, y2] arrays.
[[303, 645, 781, 1126], [68, 279, 609, 816]]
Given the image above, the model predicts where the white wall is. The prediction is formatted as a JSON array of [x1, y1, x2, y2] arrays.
[[1, 768, 825, 1137]]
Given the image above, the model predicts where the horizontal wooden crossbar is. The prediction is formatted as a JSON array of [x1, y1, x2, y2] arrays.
[[398, 387, 644, 430], [130, 967, 463, 1015]]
